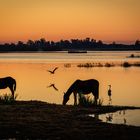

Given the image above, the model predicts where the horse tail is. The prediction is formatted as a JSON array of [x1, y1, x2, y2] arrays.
[[96, 84, 99, 99]]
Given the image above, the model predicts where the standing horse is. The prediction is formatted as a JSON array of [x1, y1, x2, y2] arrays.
[[0, 76, 16, 98], [63, 79, 99, 105]]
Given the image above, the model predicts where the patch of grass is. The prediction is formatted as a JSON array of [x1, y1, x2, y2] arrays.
[[0, 93, 18, 104], [78, 94, 103, 107]]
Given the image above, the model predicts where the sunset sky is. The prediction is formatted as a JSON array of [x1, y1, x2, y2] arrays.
[[0, 0, 140, 44]]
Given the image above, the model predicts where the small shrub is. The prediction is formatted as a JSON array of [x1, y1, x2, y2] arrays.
[[122, 62, 131, 67], [130, 54, 134, 58]]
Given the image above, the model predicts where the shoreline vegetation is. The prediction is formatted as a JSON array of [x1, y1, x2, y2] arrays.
[[0, 38, 140, 52], [77, 61, 140, 68], [0, 100, 140, 139]]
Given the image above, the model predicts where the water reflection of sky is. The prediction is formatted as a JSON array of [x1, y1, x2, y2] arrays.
[[0, 52, 140, 106], [90, 109, 140, 126], [0, 51, 140, 63]]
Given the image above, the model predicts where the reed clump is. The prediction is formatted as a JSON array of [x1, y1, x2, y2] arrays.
[[77, 62, 140, 68], [77, 63, 94, 68]]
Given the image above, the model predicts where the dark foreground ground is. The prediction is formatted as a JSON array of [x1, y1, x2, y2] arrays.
[[0, 101, 140, 140]]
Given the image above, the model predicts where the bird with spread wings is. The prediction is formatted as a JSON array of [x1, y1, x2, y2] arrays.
[[47, 67, 58, 74], [47, 83, 58, 91]]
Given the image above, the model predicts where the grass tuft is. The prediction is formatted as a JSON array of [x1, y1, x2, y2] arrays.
[[0, 93, 18, 104], [78, 93, 103, 107]]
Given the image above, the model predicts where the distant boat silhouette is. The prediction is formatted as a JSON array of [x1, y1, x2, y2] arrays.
[[47, 83, 58, 91], [68, 50, 87, 53], [47, 67, 58, 74]]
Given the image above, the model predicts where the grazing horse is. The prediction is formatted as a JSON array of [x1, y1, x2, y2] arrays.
[[63, 79, 99, 105], [0, 76, 16, 98]]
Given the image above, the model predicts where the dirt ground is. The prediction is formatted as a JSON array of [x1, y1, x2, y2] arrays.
[[0, 101, 139, 140]]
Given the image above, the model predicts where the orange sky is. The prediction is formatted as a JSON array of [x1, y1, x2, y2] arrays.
[[0, 0, 140, 44]]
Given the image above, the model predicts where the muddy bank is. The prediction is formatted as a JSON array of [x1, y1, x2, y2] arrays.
[[0, 101, 139, 140]]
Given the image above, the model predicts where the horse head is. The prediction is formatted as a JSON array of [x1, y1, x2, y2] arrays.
[[62, 92, 69, 105]]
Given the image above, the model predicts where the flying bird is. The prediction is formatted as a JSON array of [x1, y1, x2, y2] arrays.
[[47, 67, 58, 74], [47, 83, 58, 91]]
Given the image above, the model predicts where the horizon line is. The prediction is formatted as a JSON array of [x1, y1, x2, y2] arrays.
[[0, 38, 139, 45]]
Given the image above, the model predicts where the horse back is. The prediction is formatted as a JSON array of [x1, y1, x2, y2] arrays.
[[73, 79, 99, 92], [0, 76, 16, 88]]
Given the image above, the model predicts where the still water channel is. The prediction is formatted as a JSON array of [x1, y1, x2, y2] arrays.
[[89, 109, 140, 126]]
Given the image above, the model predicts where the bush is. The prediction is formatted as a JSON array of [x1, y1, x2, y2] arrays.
[[122, 62, 131, 67]]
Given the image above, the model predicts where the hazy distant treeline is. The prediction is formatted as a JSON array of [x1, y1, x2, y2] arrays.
[[0, 38, 140, 52]]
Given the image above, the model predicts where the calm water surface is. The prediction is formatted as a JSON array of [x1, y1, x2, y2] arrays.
[[90, 109, 140, 126], [0, 51, 140, 106]]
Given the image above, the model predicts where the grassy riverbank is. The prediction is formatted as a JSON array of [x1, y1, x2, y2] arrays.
[[0, 101, 140, 139]]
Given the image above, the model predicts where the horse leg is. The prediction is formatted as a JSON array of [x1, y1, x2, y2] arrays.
[[9, 86, 14, 98], [94, 96, 97, 105], [92, 92, 98, 105], [73, 92, 77, 105]]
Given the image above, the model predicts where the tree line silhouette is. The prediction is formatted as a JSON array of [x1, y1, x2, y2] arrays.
[[0, 38, 140, 52]]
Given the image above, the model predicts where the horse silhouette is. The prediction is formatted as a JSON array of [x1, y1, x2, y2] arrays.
[[63, 79, 99, 105], [0, 76, 16, 97]]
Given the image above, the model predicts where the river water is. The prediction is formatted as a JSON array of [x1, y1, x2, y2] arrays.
[[0, 51, 140, 106]]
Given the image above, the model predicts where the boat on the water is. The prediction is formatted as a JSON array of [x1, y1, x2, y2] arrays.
[[68, 50, 87, 53]]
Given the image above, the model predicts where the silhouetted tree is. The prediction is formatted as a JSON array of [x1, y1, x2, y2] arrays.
[[17, 41, 24, 46], [40, 38, 47, 47], [0, 37, 139, 52], [135, 40, 140, 46], [27, 40, 34, 47], [97, 40, 103, 47]]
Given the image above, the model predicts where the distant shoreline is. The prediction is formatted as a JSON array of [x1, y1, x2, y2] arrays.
[[0, 50, 140, 53]]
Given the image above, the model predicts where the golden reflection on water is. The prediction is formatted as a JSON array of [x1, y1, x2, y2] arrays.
[[0, 62, 140, 106]]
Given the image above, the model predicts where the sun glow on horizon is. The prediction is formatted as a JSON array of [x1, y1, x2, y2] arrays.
[[0, 0, 140, 44]]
